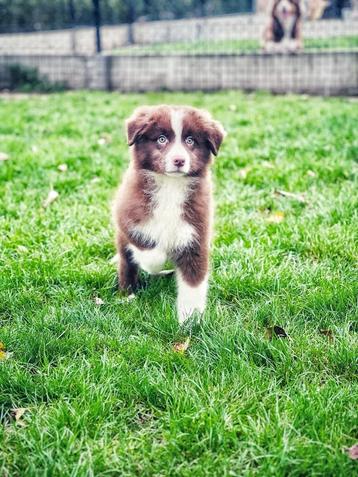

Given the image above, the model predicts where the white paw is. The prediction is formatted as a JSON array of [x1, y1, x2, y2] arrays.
[[177, 303, 205, 324]]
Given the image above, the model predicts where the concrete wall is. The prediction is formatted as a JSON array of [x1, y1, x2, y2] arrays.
[[0, 16, 357, 56], [0, 52, 357, 95]]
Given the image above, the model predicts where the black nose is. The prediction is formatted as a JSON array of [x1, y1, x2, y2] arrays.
[[174, 158, 185, 168]]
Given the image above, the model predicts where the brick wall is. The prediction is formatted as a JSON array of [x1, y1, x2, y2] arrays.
[[0, 52, 357, 95]]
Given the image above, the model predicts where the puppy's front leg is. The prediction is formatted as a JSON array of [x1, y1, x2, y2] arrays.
[[174, 246, 209, 324], [117, 234, 139, 292]]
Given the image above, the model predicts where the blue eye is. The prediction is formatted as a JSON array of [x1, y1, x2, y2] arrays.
[[185, 136, 194, 146], [157, 135, 168, 145]]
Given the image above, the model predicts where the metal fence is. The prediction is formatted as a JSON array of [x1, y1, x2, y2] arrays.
[[0, 1, 357, 95]]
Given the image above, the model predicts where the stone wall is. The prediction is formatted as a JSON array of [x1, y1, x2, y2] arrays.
[[0, 16, 357, 56], [0, 51, 356, 96]]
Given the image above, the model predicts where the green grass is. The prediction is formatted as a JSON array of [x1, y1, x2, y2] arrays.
[[113, 36, 358, 55], [0, 91, 357, 476]]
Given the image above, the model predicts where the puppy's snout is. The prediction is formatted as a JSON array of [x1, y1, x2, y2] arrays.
[[173, 158, 185, 168]]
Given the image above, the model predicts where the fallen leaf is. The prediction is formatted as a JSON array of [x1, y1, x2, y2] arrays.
[[173, 337, 191, 354], [347, 444, 358, 460], [262, 161, 275, 169], [307, 170, 316, 177], [17, 245, 28, 253], [319, 329, 334, 341], [0, 342, 11, 361], [43, 190, 59, 208], [266, 211, 285, 223], [0, 342, 5, 360], [12, 408, 27, 422], [266, 326, 288, 340], [274, 190, 306, 203], [238, 166, 251, 179], [94, 297, 104, 305], [0, 152, 9, 161], [117, 293, 136, 304], [98, 133, 112, 146], [58, 163, 68, 172]]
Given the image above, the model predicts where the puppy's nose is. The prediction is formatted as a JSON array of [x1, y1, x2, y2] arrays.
[[173, 158, 185, 168]]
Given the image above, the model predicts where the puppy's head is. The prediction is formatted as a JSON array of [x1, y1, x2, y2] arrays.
[[274, 0, 300, 19], [126, 105, 225, 177]]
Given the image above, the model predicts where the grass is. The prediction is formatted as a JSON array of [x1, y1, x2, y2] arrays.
[[0, 90, 357, 476], [113, 36, 358, 55]]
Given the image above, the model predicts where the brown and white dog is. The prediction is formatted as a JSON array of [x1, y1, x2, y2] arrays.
[[263, 0, 303, 53], [113, 105, 225, 323]]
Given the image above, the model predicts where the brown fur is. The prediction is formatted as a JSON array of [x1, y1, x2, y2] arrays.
[[113, 105, 225, 294]]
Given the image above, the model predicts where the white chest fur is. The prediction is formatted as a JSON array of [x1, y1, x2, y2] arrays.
[[128, 174, 197, 275], [135, 174, 196, 251]]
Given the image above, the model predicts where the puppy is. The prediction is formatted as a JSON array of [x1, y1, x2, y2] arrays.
[[263, 0, 303, 53], [113, 105, 225, 323]]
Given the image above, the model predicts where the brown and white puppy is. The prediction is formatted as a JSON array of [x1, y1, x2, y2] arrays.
[[263, 0, 303, 53], [113, 105, 225, 323]]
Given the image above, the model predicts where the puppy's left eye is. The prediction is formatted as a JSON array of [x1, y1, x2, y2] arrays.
[[157, 135, 168, 145], [185, 136, 194, 146]]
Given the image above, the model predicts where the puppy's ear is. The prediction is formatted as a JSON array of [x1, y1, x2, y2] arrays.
[[126, 107, 152, 146], [206, 119, 226, 156]]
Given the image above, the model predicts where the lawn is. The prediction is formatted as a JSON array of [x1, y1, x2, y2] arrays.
[[0, 91, 357, 476], [113, 36, 358, 55]]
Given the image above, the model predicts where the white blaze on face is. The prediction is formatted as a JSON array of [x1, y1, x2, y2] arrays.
[[165, 109, 191, 175], [277, 0, 296, 39]]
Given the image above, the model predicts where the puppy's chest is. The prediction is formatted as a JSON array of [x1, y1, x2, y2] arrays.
[[136, 179, 196, 250]]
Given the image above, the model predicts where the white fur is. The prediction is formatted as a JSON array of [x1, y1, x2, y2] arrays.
[[177, 270, 208, 324], [128, 172, 197, 275], [164, 109, 191, 175]]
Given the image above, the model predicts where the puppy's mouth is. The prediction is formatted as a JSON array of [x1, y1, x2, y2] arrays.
[[165, 170, 187, 177]]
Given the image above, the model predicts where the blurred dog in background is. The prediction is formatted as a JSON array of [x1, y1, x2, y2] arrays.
[[262, 0, 330, 52], [263, 0, 303, 52]]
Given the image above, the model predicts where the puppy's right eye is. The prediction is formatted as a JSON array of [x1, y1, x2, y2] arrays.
[[157, 135, 168, 145]]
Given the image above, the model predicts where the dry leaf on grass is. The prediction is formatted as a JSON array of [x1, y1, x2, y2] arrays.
[[58, 163, 68, 172], [0, 342, 11, 361], [117, 293, 136, 304], [238, 167, 251, 179], [173, 337, 191, 354], [0, 152, 9, 161], [11, 408, 28, 422], [347, 444, 358, 460], [266, 211, 285, 223], [319, 329, 334, 341], [266, 326, 289, 340], [94, 297, 105, 305], [274, 190, 306, 203], [17, 245, 28, 253], [43, 190, 59, 208], [98, 134, 112, 146], [262, 161, 275, 169]]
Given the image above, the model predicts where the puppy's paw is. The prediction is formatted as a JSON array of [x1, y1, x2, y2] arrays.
[[177, 303, 205, 325]]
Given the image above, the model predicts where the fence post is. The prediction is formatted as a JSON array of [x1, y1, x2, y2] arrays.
[[92, 0, 102, 53]]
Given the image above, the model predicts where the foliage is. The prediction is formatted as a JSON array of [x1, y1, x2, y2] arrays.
[[0, 0, 254, 33], [7, 64, 67, 93], [0, 91, 357, 476]]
